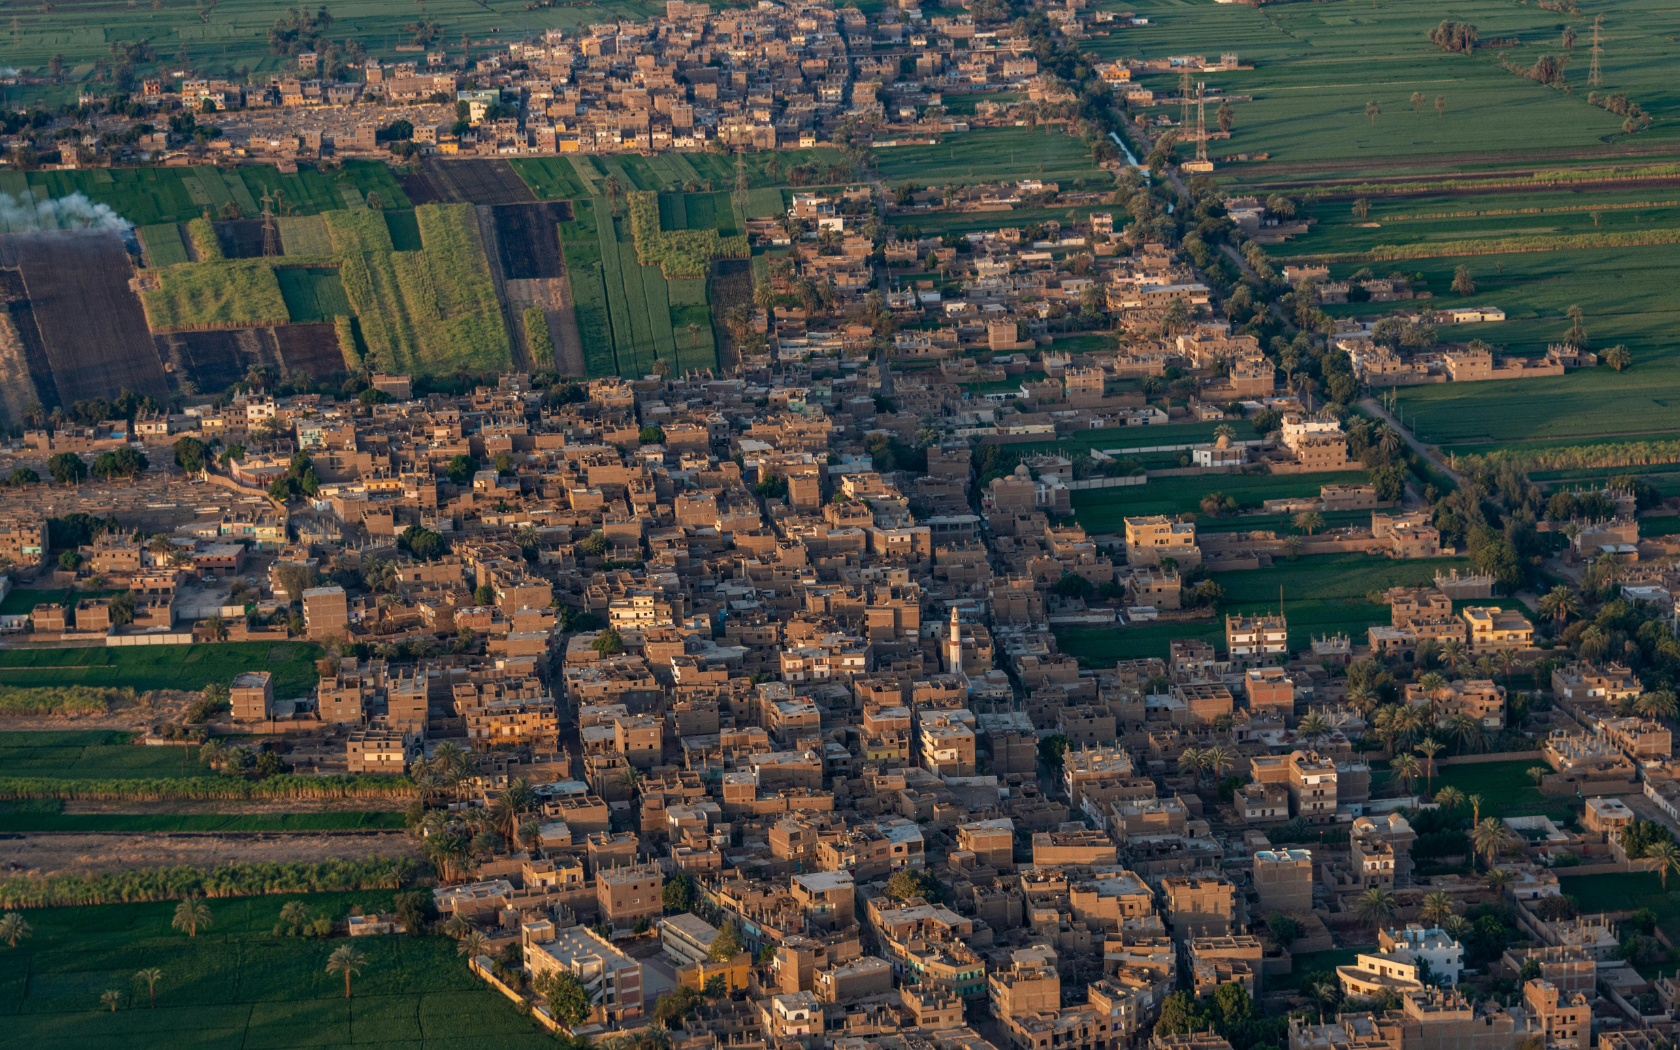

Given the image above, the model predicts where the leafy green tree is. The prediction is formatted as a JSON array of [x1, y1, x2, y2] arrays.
[[172, 436, 207, 472], [591, 627, 624, 655], [639, 425, 666, 444], [1039, 733, 1070, 767], [884, 869, 943, 903], [47, 452, 87, 485], [663, 872, 696, 913], [708, 923, 744, 962], [445, 454, 478, 486], [534, 968, 593, 1025]]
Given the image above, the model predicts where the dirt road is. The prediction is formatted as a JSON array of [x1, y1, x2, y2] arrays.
[[0, 830, 423, 878]]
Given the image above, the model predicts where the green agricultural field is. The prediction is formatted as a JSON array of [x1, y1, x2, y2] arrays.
[[0, 893, 558, 1050], [383, 209, 424, 252], [0, 643, 322, 699], [560, 201, 616, 377], [138, 224, 189, 267], [331, 203, 510, 374], [874, 127, 1113, 187], [1433, 760, 1569, 820], [276, 267, 352, 324], [0, 731, 209, 779], [277, 215, 333, 256], [1071, 470, 1370, 530], [140, 258, 290, 330], [1056, 553, 1475, 661], [20, 164, 397, 226], [508, 157, 588, 200], [1280, 187, 1680, 259], [0, 589, 122, 615], [0, 0, 660, 105], [0, 800, 404, 833], [1087, 0, 1680, 171], [582, 201, 709, 378], [1560, 872, 1680, 942]]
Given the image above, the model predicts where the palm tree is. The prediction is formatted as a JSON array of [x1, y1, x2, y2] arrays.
[[326, 945, 366, 999], [1419, 891, 1454, 927], [1365, 100, 1380, 126], [1410, 90, 1425, 116], [279, 900, 311, 934], [1204, 746, 1236, 785], [458, 930, 490, 958], [101, 989, 122, 1012], [1647, 840, 1680, 890], [1538, 586, 1579, 631], [1415, 739, 1444, 796], [1356, 886, 1397, 928], [133, 967, 163, 1008], [172, 896, 212, 938], [1485, 867, 1514, 893], [1450, 714, 1482, 754], [1443, 915, 1473, 942], [1176, 747, 1204, 780], [1417, 671, 1448, 717], [1636, 689, 1679, 720], [0, 912, 31, 947], [1294, 510, 1325, 536], [442, 913, 474, 940], [1496, 647, 1520, 689], [1565, 303, 1587, 347], [1527, 766, 1549, 787], [1441, 638, 1466, 675], [1435, 786, 1466, 811], [1471, 818, 1516, 870], [1346, 682, 1381, 720], [1298, 713, 1332, 749], [1391, 753, 1421, 794]]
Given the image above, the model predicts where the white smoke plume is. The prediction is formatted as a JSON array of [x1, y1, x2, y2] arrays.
[[0, 69, 20, 78], [0, 190, 133, 234]]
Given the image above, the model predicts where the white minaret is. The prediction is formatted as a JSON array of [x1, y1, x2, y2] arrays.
[[947, 606, 963, 675]]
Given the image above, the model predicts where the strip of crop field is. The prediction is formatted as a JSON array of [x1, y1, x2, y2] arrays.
[[647, 264, 679, 367], [1282, 227, 1680, 263], [1287, 164, 1680, 200], [596, 207, 640, 376]]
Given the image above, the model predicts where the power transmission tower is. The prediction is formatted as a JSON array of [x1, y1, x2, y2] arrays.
[[260, 188, 278, 257], [1195, 82, 1208, 163], [1179, 68, 1192, 135], [1590, 15, 1603, 86]]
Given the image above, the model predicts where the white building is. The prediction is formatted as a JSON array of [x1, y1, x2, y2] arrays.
[[1380, 924, 1464, 986]]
